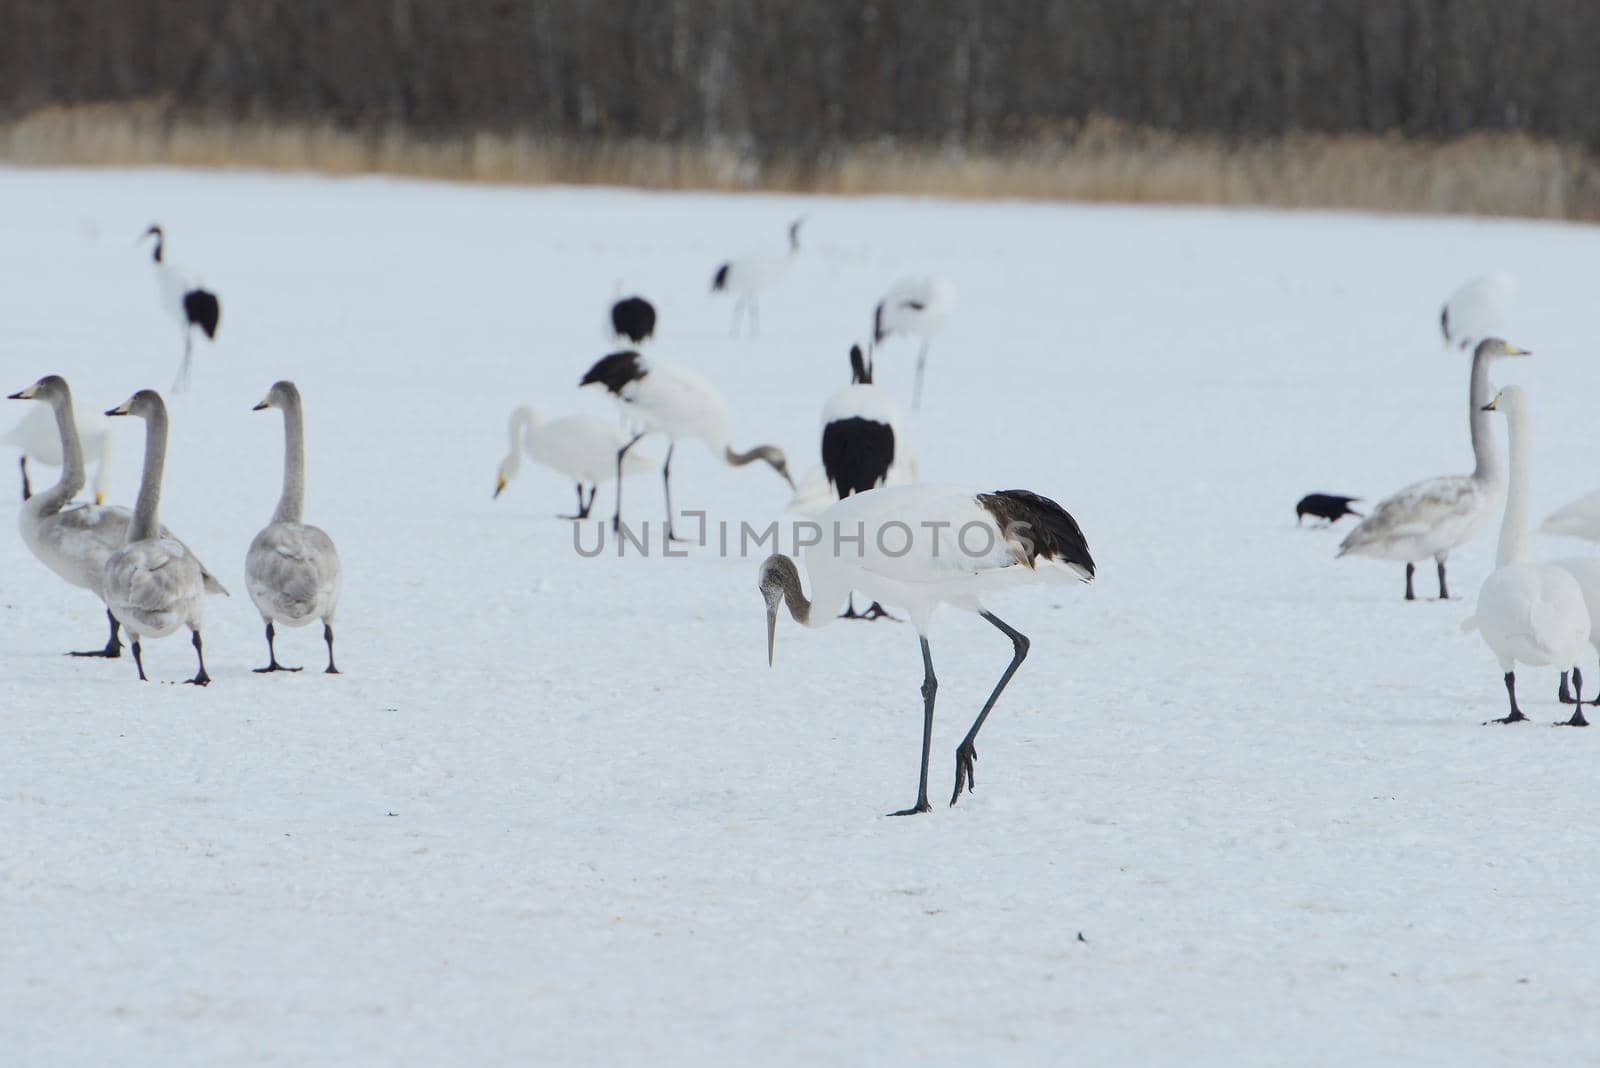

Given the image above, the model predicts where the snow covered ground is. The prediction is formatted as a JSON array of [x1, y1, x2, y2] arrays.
[[4, 167, 1600, 1065]]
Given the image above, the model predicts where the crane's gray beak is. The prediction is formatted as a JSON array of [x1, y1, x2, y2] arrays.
[[766, 607, 778, 667]]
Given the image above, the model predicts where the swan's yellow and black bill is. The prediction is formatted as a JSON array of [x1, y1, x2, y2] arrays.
[[6, 388, 32, 400], [104, 398, 134, 416], [252, 399, 271, 411], [766, 607, 778, 666], [1504, 343, 1531, 356], [94, 493, 104, 505], [493, 475, 506, 499]]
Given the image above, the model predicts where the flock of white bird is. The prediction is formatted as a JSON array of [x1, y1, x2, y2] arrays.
[[489, 217, 1092, 815], [8, 224, 340, 685], [1333, 272, 1600, 725]]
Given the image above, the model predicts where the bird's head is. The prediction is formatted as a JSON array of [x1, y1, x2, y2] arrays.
[[251, 380, 299, 414], [758, 554, 801, 665], [758, 445, 794, 490], [140, 224, 164, 262], [788, 217, 805, 252], [849, 345, 872, 385], [105, 389, 163, 420], [6, 375, 68, 404], [1475, 337, 1530, 360]]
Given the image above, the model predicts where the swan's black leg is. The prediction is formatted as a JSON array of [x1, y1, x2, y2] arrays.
[[1488, 671, 1526, 724], [19, 456, 30, 502], [323, 623, 340, 675], [185, 630, 210, 686], [1436, 556, 1450, 600], [611, 432, 644, 533], [69, 608, 122, 658], [1558, 667, 1589, 726], [253, 621, 301, 673], [890, 637, 936, 816], [131, 639, 148, 682], [1405, 562, 1416, 601], [951, 612, 1031, 806]]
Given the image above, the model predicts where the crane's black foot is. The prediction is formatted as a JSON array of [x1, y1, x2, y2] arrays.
[[888, 800, 932, 816], [324, 663, 341, 675], [950, 742, 978, 806], [841, 602, 897, 622], [1486, 711, 1527, 725], [185, 670, 211, 687], [68, 642, 121, 659], [1556, 708, 1590, 727], [253, 661, 301, 673]]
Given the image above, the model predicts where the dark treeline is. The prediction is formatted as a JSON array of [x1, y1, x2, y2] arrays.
[[2, 0, 1597, 152]]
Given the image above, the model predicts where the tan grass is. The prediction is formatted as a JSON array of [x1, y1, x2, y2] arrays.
[[4, 102, 1599, 220]]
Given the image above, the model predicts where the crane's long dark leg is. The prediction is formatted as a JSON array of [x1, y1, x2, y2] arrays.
[[69, 608, 122, 658], [559, 482, 585, 520], [253, 621, 301, 673], [951, 611, 1031, 806], [890, 637, 937, 816], [130, 638, 147, 682], [1488, 670, 1526, 724], [586, 485, 598, 516], [1435, 554, 1450, 600], [662, 443, 686, 542], [185, 629, 210, 686], [19, 456, 30, 501], [611, 432, 645, 533], [323, 622, 340, 674], [839, 595, 896, 621], [1405, 563, 1416, 601], [1558, 667, 1589, 726]]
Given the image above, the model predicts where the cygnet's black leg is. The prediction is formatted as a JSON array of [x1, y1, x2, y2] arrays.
[[1488, 671, 1526, 724], [69, 608, 122, 658], [131, 639, 148, 682], [185, 630, 211, 686], [1557, 667, 1589, 726], [19, 456, 30, 501], [1404, 562, 1416, 602], [1436, 557, 1450, 600], [253, 621, 301, 673], [323, 623, 340, 675]]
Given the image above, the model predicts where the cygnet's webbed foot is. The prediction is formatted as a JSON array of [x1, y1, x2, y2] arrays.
[[888, 800, 931, 817], [253, 661, 302, 674], [1486, 710, 1528, 725], [1556, 708, 1591, 727]]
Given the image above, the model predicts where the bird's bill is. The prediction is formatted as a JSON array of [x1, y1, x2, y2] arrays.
[[1481, 397, 1499, 412], [94, 492, 104, 505], [493, 475, 506, 499], [6, 384, 38, 400], [1505, 343, 1531, 356], [766, 608, 778, 666], [105, 398, 134, 417], [252, 398, 271, 411]]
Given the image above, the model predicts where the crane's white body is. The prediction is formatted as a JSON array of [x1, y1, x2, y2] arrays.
[[788, 375, 919, 518], [1440, 272, 1516, 350], [713, 219, 801, 337], [605, 359, 734, 454], [4, 404, 114, 502], [1464, 388, 1589, 687], [795, 485, 1092, 634]]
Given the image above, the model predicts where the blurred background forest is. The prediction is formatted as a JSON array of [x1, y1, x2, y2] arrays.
[[4, 0, 1600, 218]]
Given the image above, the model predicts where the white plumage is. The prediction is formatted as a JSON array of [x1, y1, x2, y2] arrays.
[[246, 381, 343, 674], [1463, 387, 1591, 725], [580, 350, 793, 537], [1440, 272, 1516, 350], [101, 389, 221, 685], [1338, 338, 1528, 599], [3, 402, 115, 505], [871, 274, 955, 409], [494, 406, 655, 518], [789, 345, 918, 519], [760, 483, 1094, 814], [710, 218, 802, 337], [1538, 491, 1600, 543]]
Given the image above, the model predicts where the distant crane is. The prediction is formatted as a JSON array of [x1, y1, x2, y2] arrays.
[[871, 274, 955, 409], [580, 350, 794, 539], [711, 218, 803, 338], [141, 224, 221, 393]]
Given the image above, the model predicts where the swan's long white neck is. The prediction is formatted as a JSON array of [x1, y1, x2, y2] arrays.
[[273, 393, 306, 525], [1468, 347, 1501, 485], [1495, 401, 1532, 567], [35, 391, 86, 517], [130, 405, 168, 542]]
